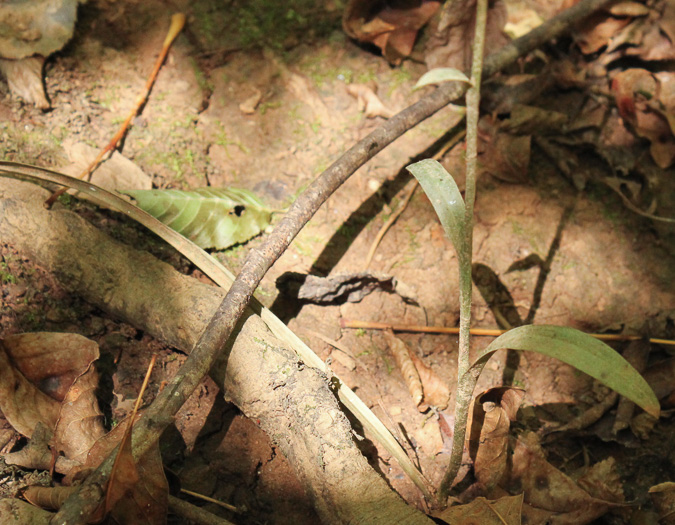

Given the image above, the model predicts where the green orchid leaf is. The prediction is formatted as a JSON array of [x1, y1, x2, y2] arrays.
[[469, 325, 660, 419], [123, 188, 272, 250], [413, 68, 471, 90], [407, 159, 469, 265]]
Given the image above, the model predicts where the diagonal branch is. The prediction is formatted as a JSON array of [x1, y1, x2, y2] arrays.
[[52, 0, 615, 521]]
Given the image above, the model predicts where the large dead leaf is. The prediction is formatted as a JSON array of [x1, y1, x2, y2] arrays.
[[343, 0, 440, 65], [0, 333, 99, 438], [424, 0, 507, 71], [81, 415, 168, 524], [52, 363, 106, 464]]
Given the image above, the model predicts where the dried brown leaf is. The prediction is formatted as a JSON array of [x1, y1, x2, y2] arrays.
[[507, 432, 623, 523], [434, 493, 523, 525], [343, 0, 440, 64], [408, 351, 449, 410], [23, 485, 76, 511], [471, 388, 524, 491], [382, 330, 423, 407], [346, 84, 394, 119]]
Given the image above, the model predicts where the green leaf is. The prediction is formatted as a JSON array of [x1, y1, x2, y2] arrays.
[[469, 325, 660, 419], [407, 159, 469, 265], [413, 68, 471, 90], [123, 188, 272, 250]]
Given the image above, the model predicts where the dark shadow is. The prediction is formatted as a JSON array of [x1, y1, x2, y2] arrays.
[[270, 124, 465, 324]]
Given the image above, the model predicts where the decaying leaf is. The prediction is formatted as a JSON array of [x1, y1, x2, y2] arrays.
[[383, 330, 423, 407], [471, 388, 524, 491], [424, 0, 507, 71], [649, 482, 675, 524], [0, 497, 51, 524], [408, 351, 450, 410], [62, 141, 152, 199], [124, 187, 273, 250], [434, 493, 523, 525], [343, 0, 440, 65], [508, 432, 624, 523], [0, 333, 100, 439], [413, 68, 470, 90], [346, 83, 394, 119]]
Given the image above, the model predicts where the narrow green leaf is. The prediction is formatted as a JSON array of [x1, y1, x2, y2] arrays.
[[413, 68, 471, 90], [407, 159, 469, 264], [123, 188, 272, 250], [469, 325, 660, 418]]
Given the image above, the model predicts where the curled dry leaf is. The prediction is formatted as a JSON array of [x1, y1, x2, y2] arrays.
[[649, 481, 675, 524], [408, 351, 449, 410], [382, 330, 423, 407], [52, 364, 106, 464], [471, 388, 524, 491], [346, 83, 395, 119]]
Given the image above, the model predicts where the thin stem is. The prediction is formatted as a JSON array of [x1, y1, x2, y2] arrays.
[[438, 0, 489, 501]]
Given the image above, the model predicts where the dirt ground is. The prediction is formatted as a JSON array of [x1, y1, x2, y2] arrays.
[[1, 0, 675, 523]]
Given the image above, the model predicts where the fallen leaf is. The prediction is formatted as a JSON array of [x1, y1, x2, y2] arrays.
[[61, 141, 152, 199], [239, 88, 262, 114], [649, 481, 675, 524], [343, 0, 440, 64], [123, 187, 273, 250], [471, 388, 524, 491], [434, 493, 523, 525], [383, 330, 423, 407], [346, 83, 394, 119], [408, 351, 450, 410]]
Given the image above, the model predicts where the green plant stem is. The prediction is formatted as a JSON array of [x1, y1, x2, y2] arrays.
[[438, 0, 489, 502]]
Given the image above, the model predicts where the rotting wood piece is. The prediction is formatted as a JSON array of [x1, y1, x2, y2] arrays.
[[0, 180, 433, 525]]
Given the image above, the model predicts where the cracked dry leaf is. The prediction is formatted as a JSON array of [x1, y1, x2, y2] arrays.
[[346, 83, 394, 119]]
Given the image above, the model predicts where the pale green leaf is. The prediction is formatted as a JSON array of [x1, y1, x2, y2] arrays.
[[123, 188, 272, 250], [413, 68, 471, 90], [407, 159, 469, 265], [470, 325, 660, 418]]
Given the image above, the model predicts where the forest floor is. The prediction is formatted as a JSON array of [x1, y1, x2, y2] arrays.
[[1, 0, 675, 523]]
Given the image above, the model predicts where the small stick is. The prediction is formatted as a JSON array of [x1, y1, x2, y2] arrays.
[[340, 319, 675, 346], [45, 13, 186, 208]]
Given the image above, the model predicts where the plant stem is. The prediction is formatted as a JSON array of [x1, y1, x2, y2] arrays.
[[438, 0, 489, 501]]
